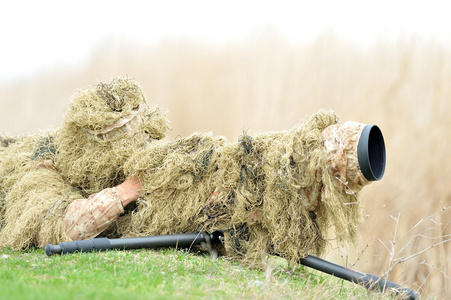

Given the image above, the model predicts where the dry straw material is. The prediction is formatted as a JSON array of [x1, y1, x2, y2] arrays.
[[1, 77, 363, 267]]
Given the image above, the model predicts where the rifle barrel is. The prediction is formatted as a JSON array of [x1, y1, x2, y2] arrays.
[[299, 255, 419, 300], [45, 232, 221, 255]]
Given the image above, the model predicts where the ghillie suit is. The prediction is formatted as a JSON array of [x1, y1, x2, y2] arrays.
[[55, 78, 169, 195], [0, 77, 169, 249], [0, 77, 384, 269], [118, 111, 378, 266]]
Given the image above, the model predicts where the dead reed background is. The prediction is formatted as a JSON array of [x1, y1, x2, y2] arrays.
[[1, 33, 450, 298]]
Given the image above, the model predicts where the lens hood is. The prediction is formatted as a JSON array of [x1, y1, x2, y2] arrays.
[[357, 125, 386, 181]]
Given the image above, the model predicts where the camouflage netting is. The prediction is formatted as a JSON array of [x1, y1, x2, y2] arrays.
[[0, 76, 363, 267], [0, 77, 169, 249]]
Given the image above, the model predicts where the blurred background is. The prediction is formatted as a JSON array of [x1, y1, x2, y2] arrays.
[[1, 0, 450, 298]]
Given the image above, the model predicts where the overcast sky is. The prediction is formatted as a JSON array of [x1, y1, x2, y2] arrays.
[[1, 0, 450, 81]]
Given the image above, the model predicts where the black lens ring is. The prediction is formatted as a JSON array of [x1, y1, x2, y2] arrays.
[[357, 125, 386, 181]]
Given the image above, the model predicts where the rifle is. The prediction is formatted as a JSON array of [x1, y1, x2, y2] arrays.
[[45, 231, 419, 299]]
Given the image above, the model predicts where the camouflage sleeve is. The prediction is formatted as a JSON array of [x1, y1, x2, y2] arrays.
[[62, 187, 125, 241]]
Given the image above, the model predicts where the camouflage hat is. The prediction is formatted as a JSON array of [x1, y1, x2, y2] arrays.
[[64, 77, 146, 133]]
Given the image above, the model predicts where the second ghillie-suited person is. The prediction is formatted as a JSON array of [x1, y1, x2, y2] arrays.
[[0, 77, 385, 267]]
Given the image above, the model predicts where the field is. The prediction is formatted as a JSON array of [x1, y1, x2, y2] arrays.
[[0, 247, 388, 300], [1, 33, 450, 298]]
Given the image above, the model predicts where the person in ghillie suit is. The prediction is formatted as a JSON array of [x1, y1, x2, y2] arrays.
[[0, 77, 169, 248], [0, 76, 384, 267]]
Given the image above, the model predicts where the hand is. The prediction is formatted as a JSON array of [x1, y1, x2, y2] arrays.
[[114, 177, 142, 207]]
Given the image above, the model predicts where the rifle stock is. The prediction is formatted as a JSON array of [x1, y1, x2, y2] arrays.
[[45, 231, 419, 299]]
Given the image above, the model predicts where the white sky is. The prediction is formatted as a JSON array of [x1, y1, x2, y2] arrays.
[[0, 0, 450, 81]]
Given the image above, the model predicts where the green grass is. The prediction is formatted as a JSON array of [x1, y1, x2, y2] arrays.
[[0, 247, 383, 299]]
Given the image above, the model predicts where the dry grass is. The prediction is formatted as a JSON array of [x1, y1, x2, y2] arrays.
[[1, 33, 450, 299]]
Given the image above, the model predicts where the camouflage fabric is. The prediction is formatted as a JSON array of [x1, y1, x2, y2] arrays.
[[84, 103, 144, 141], [33, 145, 127, 242], [321, 121, 369, 194], [62, 188, 124, 241]]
